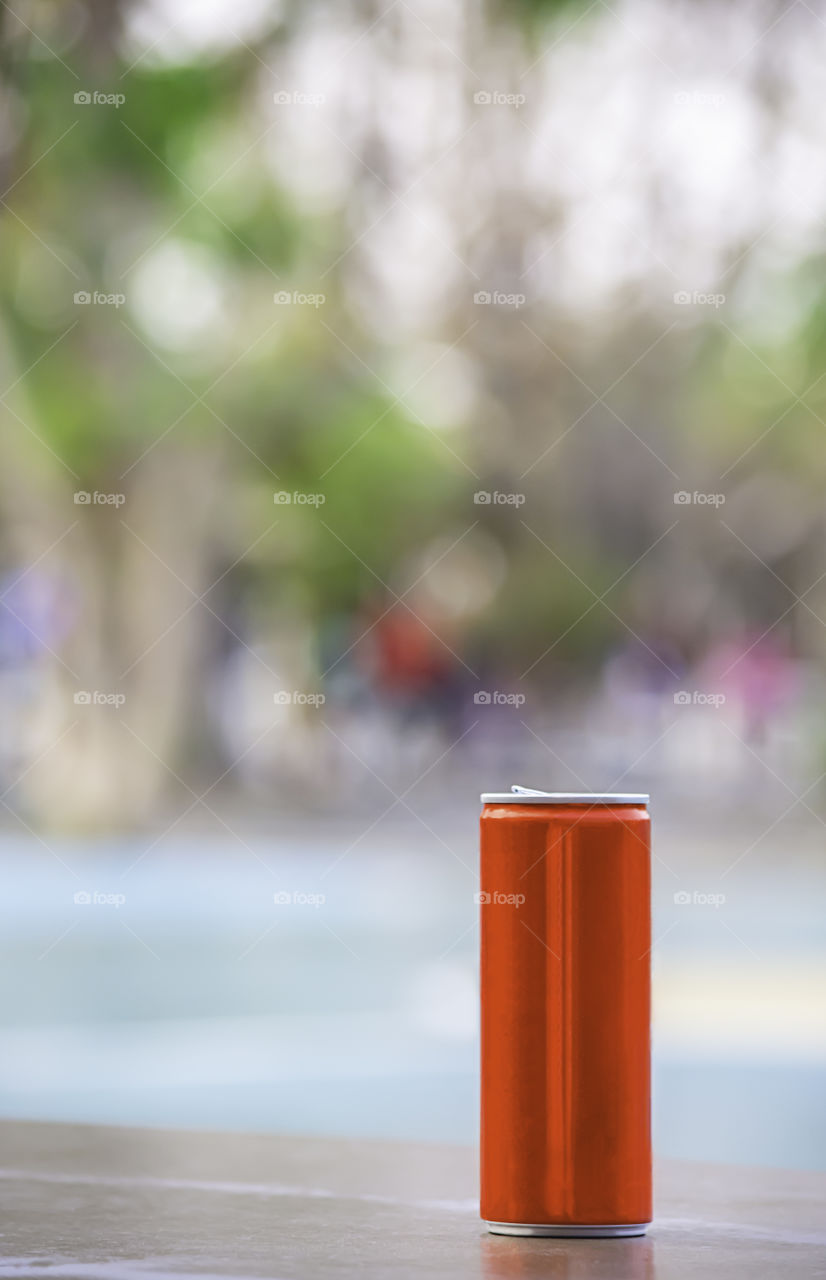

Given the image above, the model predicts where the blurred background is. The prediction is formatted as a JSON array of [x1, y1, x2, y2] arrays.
[[0, 0, 824, 1171]]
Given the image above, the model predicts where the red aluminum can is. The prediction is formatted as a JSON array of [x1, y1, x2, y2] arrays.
[[479, 785, 651, 1237]]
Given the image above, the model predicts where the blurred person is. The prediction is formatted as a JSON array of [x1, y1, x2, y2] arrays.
[[601, 634, 687, 720], [0, 568, 77, 789], [699, 632, 800, 745], [359, 599, 468, 733]]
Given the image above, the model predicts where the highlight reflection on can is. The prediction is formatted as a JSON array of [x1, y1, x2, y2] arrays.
[[480, 785, 652, 1238]]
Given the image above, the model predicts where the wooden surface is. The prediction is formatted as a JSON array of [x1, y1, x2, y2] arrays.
[[0, 1119, 824, 1278]]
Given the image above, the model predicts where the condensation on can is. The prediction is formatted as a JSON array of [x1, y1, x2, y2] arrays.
[[479, 788, 652, 1236]]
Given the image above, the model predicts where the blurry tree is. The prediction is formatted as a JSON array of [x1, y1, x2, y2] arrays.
[[0, 0, 825, 825]]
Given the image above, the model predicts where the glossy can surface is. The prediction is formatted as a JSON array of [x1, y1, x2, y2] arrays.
[[479, 800, 651, 1233]]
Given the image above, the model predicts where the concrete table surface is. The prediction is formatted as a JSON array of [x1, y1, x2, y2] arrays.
[[0, 1120, 824, 1279]]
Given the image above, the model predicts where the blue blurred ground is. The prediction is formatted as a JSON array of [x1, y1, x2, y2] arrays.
[[0, 805, 823, 1170]]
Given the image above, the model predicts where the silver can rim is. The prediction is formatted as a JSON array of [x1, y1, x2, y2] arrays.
[[485, 1221, 650, 1237], [481, 791, 649, 805]]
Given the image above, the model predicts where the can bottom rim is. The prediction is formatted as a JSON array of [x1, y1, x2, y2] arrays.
[[485, 1221, 649, 1238]]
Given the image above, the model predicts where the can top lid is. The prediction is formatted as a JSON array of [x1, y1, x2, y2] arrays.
[[480, 784, 649, 805]]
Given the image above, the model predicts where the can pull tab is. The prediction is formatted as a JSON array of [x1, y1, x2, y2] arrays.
[[510, 785, 553, 796]]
